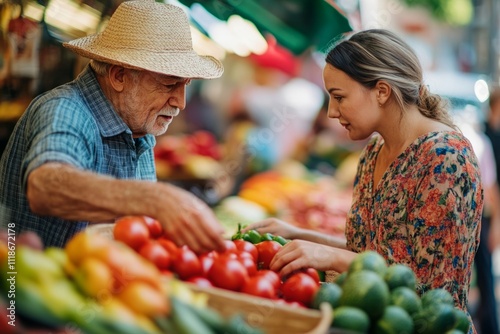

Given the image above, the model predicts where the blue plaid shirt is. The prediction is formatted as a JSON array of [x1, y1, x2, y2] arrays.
[[0, 65, 156, 247]]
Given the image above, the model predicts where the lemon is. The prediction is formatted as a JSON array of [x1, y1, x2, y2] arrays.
[[390, 286, 422, 316], [384, 263, 417, 291], [349, 250, 388, 276], [332, 306, 370, 333], [374, 305, 414, 334], [339, 270, 390, 321]]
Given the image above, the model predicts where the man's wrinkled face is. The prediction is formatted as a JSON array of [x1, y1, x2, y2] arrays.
[[120, 70, 191, 137]]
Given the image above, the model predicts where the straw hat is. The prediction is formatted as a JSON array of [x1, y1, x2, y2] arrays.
[[63, 0, 223, 79]]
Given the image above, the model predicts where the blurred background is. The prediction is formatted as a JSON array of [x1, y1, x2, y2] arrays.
[[0, 0, 499, 332]]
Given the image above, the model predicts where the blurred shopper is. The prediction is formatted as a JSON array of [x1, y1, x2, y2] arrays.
[[244, 29, 482, 332], [0, 1, 226, 253], [479, 86, 500, 334]]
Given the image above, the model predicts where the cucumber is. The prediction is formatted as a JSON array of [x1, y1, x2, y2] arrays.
[[186, 303, 226, 332], [16, 279, 65, 329], [170, 297, 216, 334]]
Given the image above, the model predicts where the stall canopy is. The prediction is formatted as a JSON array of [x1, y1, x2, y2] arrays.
[[177, 0, 353, 55]]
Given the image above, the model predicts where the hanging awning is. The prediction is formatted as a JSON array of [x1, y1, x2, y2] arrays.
[[177, 0, 353, 55]]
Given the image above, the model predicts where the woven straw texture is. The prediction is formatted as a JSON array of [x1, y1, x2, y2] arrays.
[[63, 0, 223, 79]]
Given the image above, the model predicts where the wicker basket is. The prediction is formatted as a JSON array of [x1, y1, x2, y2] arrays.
[[187, 284, 333, 334]]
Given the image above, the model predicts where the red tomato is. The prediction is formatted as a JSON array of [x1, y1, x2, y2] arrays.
[[171, 247, 202, 280], [303, 268, 321, 283], [241, 275, 277, 299], [233, 239, 258, 261], [186, 276, 214, 288], [157, 237, 179, 257], [139, 240, 171, 270], [222, 239, 237, 253], [143, 216, 163, 238], [253, 270, 281, 290], [255, 241, 282, 270], [198, 254, 215, 277], [237, 251, 257, 276], [208, 255, 249, 291], [113, 216, 150, 250], [281, 272, 319, 307]]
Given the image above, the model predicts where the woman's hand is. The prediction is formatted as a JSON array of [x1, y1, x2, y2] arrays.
[[269, 240, 356, 278], [242, 218, 302, 240]]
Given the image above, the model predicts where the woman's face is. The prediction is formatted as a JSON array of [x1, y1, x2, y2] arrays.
[[323, 64, 380, 141], [119, 70, 190, 137]]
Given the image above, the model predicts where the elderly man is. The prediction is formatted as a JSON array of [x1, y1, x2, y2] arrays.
[[0, 0, 226, 252]]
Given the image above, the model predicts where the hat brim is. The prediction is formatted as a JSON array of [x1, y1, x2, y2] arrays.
[[63, 35, 224, 80]]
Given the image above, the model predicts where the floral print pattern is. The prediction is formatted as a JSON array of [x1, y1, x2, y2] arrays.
[[346, 132, 482, 315]]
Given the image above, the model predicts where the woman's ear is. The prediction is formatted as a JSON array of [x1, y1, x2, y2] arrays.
[[375, 80, 391, 105], [108, 65, 126, 92]]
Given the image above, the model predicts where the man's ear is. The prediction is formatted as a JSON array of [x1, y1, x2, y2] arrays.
[[375, 80, 391, 105], [108, 65, 126, 92]]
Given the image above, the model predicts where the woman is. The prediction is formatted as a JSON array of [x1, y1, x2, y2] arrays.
[[244, 29, 482, 324]]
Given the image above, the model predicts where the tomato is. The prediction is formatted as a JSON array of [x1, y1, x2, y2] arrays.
[[233, 239, 258, 261], [241, 275, 277, 299], [198, 254, 215, 277], [139, 240, 171, 270], [222, 239, 237, 253], [171, 247, 202, 280], [255, 241, 282, 270], [253, 270, 281, 290], [208, 254, 249, 291], [303, 268, 321, 283], [157, 237, 179, 257], [143, 216, 163, 238], [113, 216, 150, 250], [281, 272, 319, 307], [186, 276, 214, 288], [237, 251, 257, 277]]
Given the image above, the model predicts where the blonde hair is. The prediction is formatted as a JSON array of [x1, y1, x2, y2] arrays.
[[326, 29, 455, 129]]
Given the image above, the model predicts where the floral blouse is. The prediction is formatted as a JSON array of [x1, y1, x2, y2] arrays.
[[346, 131, 483, 314]]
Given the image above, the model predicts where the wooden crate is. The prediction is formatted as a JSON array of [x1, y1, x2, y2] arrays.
[[187, 284, 332, 334]]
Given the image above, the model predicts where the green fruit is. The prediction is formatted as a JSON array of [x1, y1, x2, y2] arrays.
[[16, 247, 65, 284], [413, 303, 457, 334], [339, 270, 390, 321], [311, 283, 342, 310], [446, 330, 465, 334], [384, 264, 417, 291], [332, 306, 370, 333], [374, 305, 414, 334], [334, 271, 348, 286], [349, 251, 388, 276], [390, 286, 422, 315], [421, 288, 455, 308], [453, 308, 470, 333]]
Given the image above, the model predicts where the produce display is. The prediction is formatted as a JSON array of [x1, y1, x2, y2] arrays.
[[0, 225, 259, 334], [113, 217, 322, 309], [312, 251, 471, 334], [154, 130, 223, 180], [214, 170, 351, 238]]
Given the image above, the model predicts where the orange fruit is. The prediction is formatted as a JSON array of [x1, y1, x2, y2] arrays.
[[117, 281, 170, 317], [74, 257, 114, 300]]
